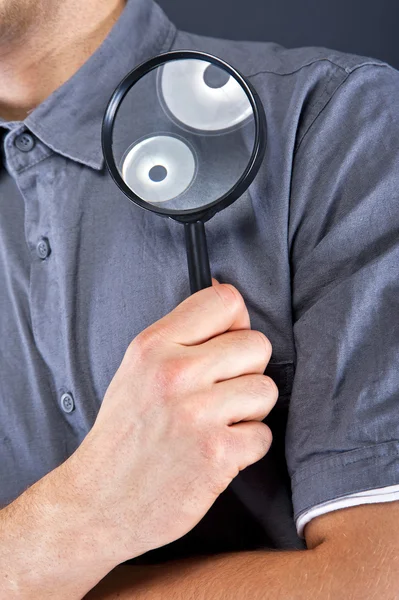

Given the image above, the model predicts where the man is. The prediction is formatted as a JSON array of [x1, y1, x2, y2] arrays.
[[0, 0, 398, 597]]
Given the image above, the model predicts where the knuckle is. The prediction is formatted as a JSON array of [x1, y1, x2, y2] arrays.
[[259, 375, 279, 401], [219, 330, 247, 354], [156, 354, 196, 393], [214, 283, 245, 314], [253, 331, 272, 362], [238, 424, 273, 471], [128, 328, 159, 361], [246, 374, 268, 398], [255, 423, 273, 455], [199, 431, 228, 466]]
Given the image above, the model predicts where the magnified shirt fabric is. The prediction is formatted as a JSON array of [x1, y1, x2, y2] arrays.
[[0, 0, 398, 561]]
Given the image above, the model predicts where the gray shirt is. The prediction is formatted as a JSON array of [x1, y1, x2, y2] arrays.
[[1, 0, 399, 559]]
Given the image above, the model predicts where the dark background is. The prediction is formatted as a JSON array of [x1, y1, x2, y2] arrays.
[[157, 0, 399, 69]]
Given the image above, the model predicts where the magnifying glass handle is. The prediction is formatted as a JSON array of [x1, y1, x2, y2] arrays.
[[184, 221, 212, 294]]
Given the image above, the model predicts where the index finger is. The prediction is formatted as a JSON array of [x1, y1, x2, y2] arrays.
[[151, 283, 251, 346]]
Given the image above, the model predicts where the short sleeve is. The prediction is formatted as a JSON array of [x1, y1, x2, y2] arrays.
[[286, 63, 399, 530]]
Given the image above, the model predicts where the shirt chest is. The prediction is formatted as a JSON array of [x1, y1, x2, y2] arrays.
[[0, 137, 295, 510]]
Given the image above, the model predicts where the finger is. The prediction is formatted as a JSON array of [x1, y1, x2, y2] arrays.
[[150, 283, 250, 346], [212, 278, 251, 331], [192, 328, 272, 383], [210, 374, 279, 425], [229, 421, 273, 471]]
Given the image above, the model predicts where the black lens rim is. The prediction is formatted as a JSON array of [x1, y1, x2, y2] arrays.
[[101, 50, 267, 224]]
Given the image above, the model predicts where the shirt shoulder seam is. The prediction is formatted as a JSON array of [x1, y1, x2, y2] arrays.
[[290, 62, 395, 155], [246, 57, 346, 78], [245, 56, 391, 79]]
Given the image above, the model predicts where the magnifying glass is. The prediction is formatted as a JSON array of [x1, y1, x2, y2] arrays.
[[102, 50, 267, 294]]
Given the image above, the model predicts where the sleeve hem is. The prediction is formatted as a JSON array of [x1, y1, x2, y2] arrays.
[[291, 440, 399, 525], [296, 484, 399, 538]]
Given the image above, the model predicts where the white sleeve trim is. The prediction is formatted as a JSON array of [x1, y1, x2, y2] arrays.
[[296, 484, 399, 539]]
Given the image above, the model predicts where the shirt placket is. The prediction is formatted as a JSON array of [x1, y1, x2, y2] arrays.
[[3, 125, 79, 427]]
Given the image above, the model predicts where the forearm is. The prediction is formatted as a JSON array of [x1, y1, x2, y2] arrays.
[[0, 460, 117, 600], [135, 549, 334, 600], [86, 542, 396, 600]]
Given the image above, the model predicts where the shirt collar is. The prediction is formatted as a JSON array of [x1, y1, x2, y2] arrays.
[[23, 0, 176, 170]]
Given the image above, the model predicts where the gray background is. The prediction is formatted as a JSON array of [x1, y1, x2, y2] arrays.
[[157, 0, 399, 69]]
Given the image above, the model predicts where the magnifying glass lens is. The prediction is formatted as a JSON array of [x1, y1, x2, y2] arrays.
[[111, 58, 257, 213]]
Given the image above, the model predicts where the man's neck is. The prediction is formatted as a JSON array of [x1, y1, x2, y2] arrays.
[[0, 0, 126, 121]]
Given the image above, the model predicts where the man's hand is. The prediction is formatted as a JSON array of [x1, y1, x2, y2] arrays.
[[70, 282, 278, 564], [1, 283, 277, 600]]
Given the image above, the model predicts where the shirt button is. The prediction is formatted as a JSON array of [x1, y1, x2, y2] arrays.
[[36, 237, 51, 260], [60, 393, 75, 414], [14, 132, 36, 152]]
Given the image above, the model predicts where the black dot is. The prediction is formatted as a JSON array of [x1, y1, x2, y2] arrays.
[[203, 64, 230, 89], [149, 165, 167, 182]]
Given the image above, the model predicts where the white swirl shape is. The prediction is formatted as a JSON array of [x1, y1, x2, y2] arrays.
[[121, 135, 196, 203], [159, 59, 253, 132]]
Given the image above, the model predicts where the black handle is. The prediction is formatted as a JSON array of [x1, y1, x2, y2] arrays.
[[184, 221, 212, 294]]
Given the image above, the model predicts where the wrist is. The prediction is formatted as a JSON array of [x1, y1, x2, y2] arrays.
[[67, 429, 151, 564], [0, 457, 118, 599]]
